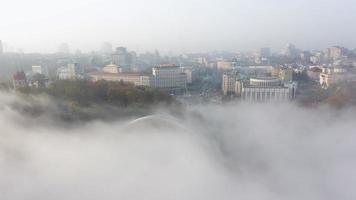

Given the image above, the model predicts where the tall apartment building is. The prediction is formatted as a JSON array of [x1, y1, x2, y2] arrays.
[[111, 47, 136, 68], [326, 46, 347, 61], [222, 71, 239, 95]]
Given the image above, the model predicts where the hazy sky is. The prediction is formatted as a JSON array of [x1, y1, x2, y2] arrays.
[[0, 0, 355, 53]]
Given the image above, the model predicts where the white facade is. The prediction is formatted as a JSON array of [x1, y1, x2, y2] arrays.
[[89, 64, 187, 91], [57, 63, 84, 80], [32, 66, 42, 74], [320, 67, 351, 88], [241, 77, 297, 101], [222, 72, 239, 95], [89, 71, 148, 86], [181, 67, 194, 84], [103, 64, 122, 74], [151, 65, 187, 89], [242, 87, 292, 101]]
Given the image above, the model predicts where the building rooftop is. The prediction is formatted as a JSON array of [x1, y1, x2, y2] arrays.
[[89, 71, 148, 77], [13, 71, 27, 81], [154, 64, 179, 69]]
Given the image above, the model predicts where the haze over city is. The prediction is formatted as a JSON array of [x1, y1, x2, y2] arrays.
[[1, 0, 356, 53], [1, 0, 356, 199]]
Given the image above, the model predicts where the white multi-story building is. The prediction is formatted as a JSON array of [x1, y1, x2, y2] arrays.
[[103, 63, 122, 74], [222, 71, 239, 95], [241, 77, 297, 101], [89, 71, 149, 86], [88, 64, 187, 92], [217, 61, 233, 70], [57, 63, 84, 80], [150, 64, 187, 89], [181, 67, 194, 84], [32, 65, 49, 76], [320, 67, 351, 88]]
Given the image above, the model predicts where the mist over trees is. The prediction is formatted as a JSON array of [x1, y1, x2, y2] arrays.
[[1, 91, 356, 200]]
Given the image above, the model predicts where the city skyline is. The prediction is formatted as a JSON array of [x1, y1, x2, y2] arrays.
[[1, 0, 355, 53]]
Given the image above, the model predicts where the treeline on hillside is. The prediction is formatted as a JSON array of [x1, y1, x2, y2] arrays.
[[19, 80, 174, 107], [297, 82, 356, 108]]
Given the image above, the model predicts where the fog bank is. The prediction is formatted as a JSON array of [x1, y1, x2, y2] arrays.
[[0, 92, 356, 200]]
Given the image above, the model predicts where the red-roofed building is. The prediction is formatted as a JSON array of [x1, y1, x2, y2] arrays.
[[12, 70, 27, 89]]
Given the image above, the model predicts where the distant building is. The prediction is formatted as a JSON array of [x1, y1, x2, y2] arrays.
[[222, 71, 239, 95], [89, 71, 149, 86], [28, 74, 50, 88], [241, 77, 297, 101], [151, 64, 187, 90], [271, 66, 293, 82], [217, 61, 233, 70], [111, 47, 135, 68], [235, 66, 273, 77], [310, 52, 325, 64], [283, 43, 299, 58], [57, 63, 84, 80], [279, 68, 293, 82], [181, 67, 194, 84], [307, 66, 322, 81], [32, 65, 48, 76], [12, 70, 27, 89], [319, 67, 353, 88], [326, 46, 347, 61], [300, 51, 311, 64], [103, 63, 122, 74], [89, 64, 187, 92]]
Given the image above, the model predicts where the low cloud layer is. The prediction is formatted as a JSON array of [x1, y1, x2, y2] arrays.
[[0, 92, 355, 200]]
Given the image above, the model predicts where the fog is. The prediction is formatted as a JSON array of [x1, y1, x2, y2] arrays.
[[1, 91, 356, 200], [1, 0, 356, 53]]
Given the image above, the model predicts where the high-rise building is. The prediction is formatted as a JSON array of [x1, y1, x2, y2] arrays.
[[300, 51, 311, 64], [222, 71, 239, 95], [112, 47, 131, 67], [326, 46, 347, 61], [283, 43, 299, 58]]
